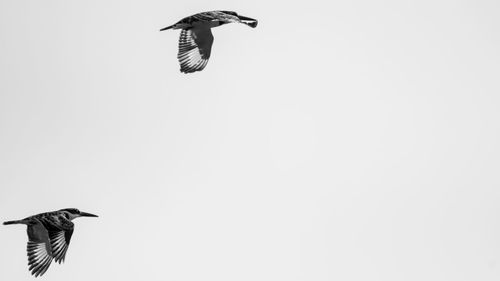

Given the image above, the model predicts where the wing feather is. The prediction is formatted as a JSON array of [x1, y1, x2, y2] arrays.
[[177, 28, 214, 73], [26, 221, 53, 277], [49, 229, 73, 263], [47, 217, 74, 264]]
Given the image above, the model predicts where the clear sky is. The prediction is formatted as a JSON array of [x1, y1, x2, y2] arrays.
[[0, 0, 499, 280]]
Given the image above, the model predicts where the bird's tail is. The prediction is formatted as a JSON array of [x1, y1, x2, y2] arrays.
[[3, 220, 23, 225], [159, 25, 174, 31]]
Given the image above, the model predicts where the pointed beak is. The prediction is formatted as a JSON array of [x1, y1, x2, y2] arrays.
[[80, 212, 98, 218], [238, 15, 258, 28]]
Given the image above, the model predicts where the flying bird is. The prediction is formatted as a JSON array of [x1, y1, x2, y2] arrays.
[[3, 208, 98, 277], [160, 10, 258, 73]]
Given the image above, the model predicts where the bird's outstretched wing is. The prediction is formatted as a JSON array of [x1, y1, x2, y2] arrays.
[[177, 27, 214, 73], [47, 218, 74, 264], [26, 220, 53, 277]]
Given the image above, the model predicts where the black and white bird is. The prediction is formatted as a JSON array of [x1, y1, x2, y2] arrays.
[[160, 10, 258, 73], [3, 208, 98, 277]]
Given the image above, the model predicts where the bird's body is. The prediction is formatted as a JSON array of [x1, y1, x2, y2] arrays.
[[3, 208, 98, 277], [160, 10, 258, 73]]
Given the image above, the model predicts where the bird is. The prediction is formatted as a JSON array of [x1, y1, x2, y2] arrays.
[[160, 10, 258, 73], [3, 208, 98, 277]]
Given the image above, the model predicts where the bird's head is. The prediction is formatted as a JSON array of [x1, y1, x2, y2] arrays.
[[219, 11, 258, 28], [59, 208, 98, 220]]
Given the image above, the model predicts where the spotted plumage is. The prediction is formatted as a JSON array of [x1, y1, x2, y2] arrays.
[[160, 10, 258, 73], [3, 208, 98, 277]]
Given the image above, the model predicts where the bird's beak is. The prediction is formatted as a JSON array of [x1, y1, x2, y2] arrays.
[[238, 15, 258, 28], [79, 212, 98, 218]]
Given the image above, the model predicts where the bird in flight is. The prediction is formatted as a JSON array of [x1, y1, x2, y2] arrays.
[[3, 208, 98, 277], [160, 10, 258, 73]]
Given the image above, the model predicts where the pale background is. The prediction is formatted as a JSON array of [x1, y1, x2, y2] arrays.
[[0, 1, 499, 280]]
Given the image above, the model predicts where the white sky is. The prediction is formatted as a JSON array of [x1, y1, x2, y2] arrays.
[[0, 0, 499, 280]]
